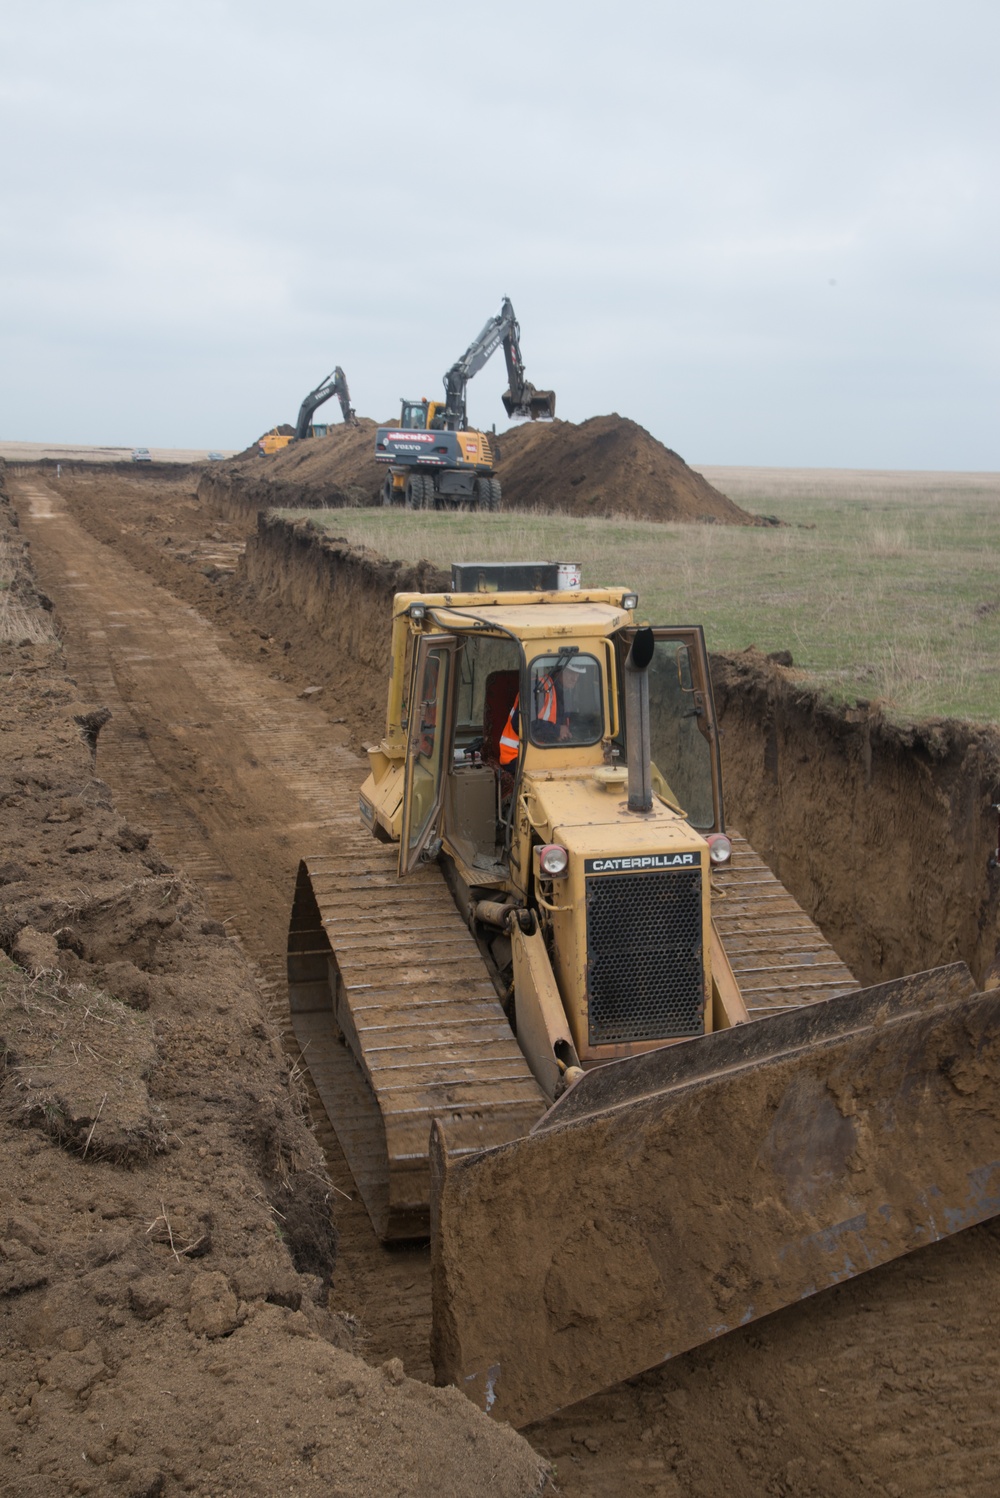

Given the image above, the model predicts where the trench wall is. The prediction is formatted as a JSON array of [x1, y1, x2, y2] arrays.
[[235, 513, 1000, 989]]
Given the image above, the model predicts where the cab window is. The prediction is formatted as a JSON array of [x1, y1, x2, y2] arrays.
[[527, 653, 603, 748]]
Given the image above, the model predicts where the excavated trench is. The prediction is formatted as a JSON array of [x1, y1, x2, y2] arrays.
[[10, 460, 1000, 1497]]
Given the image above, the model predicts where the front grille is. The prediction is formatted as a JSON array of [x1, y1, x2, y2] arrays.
[[586, 869, 704, 1044]]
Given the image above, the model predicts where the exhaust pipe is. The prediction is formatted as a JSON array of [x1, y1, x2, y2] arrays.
[[624, 627, 655, 814]]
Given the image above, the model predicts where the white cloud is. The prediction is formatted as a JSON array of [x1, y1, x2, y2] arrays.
[[1, 0, 998, 464]]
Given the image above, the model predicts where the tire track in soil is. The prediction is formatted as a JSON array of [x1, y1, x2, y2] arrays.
[[15, 471, 1000, 1498], [14, 475, 433, 1380]]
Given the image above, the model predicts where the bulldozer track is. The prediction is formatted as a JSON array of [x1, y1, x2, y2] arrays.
[[289, 848, 545, 1240], [712, 833, 858, 1010]]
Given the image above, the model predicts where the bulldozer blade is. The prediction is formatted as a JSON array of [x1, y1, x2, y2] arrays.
[[430, 964, 1000, 1428], [501, 384, 556, 421]]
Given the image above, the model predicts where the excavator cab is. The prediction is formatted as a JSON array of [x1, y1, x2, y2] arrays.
[[398, 400, 430, 430]]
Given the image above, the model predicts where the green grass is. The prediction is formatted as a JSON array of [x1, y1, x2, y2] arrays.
[[279, 466, 1000, 724]]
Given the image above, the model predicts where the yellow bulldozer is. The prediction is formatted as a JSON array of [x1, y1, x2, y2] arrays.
[[288, 563, 1000, 1428]]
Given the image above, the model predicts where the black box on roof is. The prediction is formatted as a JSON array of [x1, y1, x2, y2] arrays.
[[450, 562, 582, 594]]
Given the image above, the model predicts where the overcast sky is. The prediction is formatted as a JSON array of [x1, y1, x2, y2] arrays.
[[2, 0, 998, 468]]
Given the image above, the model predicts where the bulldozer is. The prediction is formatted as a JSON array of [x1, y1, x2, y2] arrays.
[[288, 564, 1000, 1428]]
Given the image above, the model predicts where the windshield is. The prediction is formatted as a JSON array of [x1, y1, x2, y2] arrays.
[[646, 639, 715, 828], [527, 653, 604, 748], [400, 403, 426, 430]]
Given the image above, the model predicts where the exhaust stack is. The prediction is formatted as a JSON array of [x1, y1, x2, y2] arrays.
[[624, 627, 655, 814]]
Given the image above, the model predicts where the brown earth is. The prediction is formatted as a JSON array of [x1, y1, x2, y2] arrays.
[[4, 459, 1000, 1497], [204, 413, 756, 525], [0, 465, 549, 1497]]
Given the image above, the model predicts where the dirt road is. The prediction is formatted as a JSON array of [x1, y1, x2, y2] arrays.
[[14, 466, 1000, 1498]]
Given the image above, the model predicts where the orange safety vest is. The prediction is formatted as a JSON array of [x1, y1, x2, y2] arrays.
[[535, 674, 558, 725], [499, 694, 520, 765]]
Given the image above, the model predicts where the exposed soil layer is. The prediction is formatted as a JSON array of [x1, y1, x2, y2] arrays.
[[200, 413, 756, 525], [6, 460, 1000, 1497]]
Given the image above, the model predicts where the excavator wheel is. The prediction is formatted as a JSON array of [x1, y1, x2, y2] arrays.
[[488, 478, 502, 511], [382, 475, 395, 508], [404, 475, 426, 510]]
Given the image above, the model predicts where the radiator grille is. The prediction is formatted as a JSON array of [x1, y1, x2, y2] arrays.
[[586, 869, 704, 1044]]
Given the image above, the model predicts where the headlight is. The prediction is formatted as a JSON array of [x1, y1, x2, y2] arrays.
[[706, 833, 733, 865], [622, 592, 639, 611], [538, 843, 569, 876]]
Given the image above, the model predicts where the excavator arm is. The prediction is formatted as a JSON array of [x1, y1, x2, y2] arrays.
[[294, 365, 358, 440], [441, 297, 556, 430]]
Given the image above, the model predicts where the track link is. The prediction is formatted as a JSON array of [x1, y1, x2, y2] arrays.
[[713, 831, 858, 1011]]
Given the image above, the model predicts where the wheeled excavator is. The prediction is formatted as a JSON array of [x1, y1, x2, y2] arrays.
[[288, 565, 1000, 1429], [376, 297, 555, 511]]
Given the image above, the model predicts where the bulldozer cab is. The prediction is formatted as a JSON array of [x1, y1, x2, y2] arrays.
[[398, 617, 725, 884]]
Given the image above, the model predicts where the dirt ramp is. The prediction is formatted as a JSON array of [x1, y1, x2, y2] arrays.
[[494, 414, 752, 523]]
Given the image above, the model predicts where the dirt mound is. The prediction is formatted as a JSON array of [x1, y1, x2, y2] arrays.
[[493, 415, 752, 523], [207, 413, 755, 525], [224, 419, 386, 503]]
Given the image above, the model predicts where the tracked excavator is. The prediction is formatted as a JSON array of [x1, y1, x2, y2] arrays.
[[294, 365, 358, 439], [376, 297, 555, 511], [288, 565, 1000, 1428]]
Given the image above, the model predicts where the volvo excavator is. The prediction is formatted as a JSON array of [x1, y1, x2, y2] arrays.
[[295, 365, 357, 439], [288, 565, 1000, 1429], [376, 297, 555, 511]]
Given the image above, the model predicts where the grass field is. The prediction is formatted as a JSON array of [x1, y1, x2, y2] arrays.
[[282, 466, 1000, 724]]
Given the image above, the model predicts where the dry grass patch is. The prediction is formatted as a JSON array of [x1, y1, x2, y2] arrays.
[[0, 952, 165, 1164]]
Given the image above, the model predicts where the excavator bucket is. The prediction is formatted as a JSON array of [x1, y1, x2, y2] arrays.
[[501, 382, 556, 421], [430, 963, 1000, 1428]]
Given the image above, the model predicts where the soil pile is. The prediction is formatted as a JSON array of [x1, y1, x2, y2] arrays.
[[492, 415, 751, 523], [223, 419, 386, 507], [206, 413, 755, 525], [0, 463, 550, 1497]]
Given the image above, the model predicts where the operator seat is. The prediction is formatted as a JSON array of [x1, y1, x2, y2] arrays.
[[483, 670, 520, 765]]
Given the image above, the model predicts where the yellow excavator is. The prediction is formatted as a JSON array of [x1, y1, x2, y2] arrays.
[[288, 564, 1000, 1428]]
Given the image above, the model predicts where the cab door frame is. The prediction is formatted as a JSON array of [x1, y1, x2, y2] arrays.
[[614, 625, 726, 833], [399, 633, 458, 874]]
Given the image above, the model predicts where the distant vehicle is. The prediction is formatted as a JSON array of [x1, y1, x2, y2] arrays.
[[131, 447, 152, 463], [207, 452, 225, 461], [258, 428, 293, 456]]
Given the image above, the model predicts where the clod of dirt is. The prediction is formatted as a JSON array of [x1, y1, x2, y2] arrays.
[[187, 1270, 239, 1338], [73, 705, 112, 756]]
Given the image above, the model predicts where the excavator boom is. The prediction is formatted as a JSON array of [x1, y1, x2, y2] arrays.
[[294, 365, 357, 439], [442, 296, 555, 428]]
